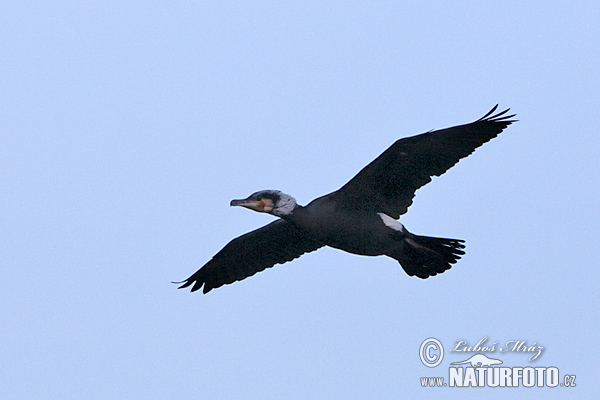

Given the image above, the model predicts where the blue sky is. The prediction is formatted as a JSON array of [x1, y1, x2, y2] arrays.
[[1, 1, 598, 399]]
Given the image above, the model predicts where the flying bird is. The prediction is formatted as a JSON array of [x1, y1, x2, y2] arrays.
[[178, 105, 516, 293]]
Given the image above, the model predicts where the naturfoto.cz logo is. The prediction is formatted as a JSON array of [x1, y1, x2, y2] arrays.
[[418, 337, 577, 389]]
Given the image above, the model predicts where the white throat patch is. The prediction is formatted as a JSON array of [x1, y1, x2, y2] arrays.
[[378, 213, 405, 232], [272, 193, 297, 216]]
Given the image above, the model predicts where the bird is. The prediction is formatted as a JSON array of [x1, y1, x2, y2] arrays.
[[177, 105, 516, 294]]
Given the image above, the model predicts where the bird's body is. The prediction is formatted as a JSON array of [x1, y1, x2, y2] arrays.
[[288, 194, 404, 256], [178, 106, 516, 293]]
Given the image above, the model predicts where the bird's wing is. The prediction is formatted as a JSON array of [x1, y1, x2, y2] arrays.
[[177, 220, 324, 293], [331, 105, 516, 218]]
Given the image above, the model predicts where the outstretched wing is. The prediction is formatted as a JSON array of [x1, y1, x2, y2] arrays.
[[332, 105, 516, 218], [177, 220, 324, 293]]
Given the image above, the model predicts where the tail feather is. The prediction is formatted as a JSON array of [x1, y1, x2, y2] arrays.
[[388, 235, 465, 278]]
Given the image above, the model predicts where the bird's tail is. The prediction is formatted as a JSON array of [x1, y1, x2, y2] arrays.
[[387, 235, 465, 278]]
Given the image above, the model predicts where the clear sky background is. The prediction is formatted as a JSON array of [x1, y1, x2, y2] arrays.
[[1, 1, 598, 399]]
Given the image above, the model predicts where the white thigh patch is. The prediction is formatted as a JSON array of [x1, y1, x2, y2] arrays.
[[377, 213, 405, 232]]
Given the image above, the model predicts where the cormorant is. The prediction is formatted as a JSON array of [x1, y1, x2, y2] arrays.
[[178, 105, 516, 293]]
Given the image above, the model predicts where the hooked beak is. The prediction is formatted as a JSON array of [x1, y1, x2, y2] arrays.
[[230, 198, 265, 212], [230, 198, 271, 213]]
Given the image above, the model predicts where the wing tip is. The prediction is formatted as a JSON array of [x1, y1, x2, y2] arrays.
[[476, 104, 518, 124], [173, 273, 213, 294]]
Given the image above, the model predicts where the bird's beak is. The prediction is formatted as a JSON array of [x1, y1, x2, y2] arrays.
[[230, 198, 272, 213]]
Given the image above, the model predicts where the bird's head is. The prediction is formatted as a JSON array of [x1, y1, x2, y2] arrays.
[[230, 190, 297, 217]]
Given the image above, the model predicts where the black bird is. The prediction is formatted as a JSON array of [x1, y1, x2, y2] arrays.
[[178, 105, 516, 293]]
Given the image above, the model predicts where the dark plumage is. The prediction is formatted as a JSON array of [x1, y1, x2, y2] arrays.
[[178, 105, 516, 293]]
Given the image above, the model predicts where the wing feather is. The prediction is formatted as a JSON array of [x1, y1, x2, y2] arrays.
[[332, 106, 516, 218], [177, 220, 323, 293]]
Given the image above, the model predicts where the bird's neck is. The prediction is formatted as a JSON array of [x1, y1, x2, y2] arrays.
[[280, 204, 305, 222]]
